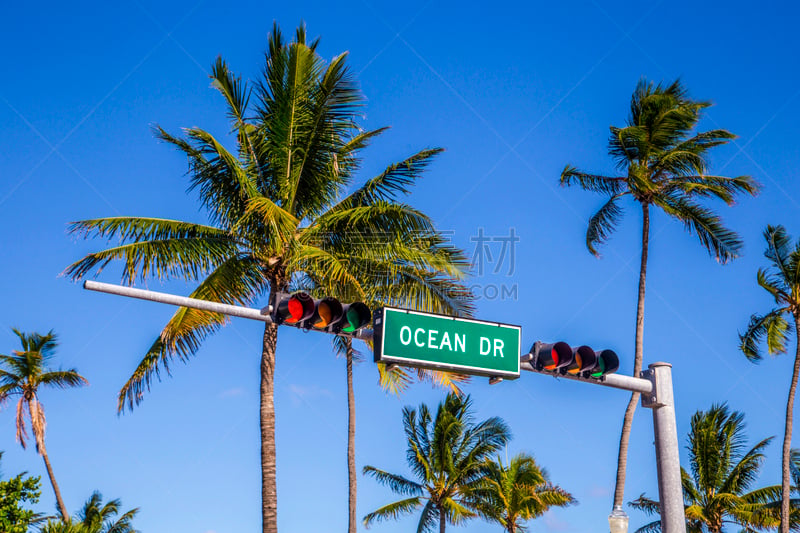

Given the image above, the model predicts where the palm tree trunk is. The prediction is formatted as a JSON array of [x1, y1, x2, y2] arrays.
[[346, 339, 357, 533], [613, 201, 650, 507], [439, 506, 446, 533], [780, 318, 800, 533], [261, 315, 280, 533], [38, 439, 69, 521]]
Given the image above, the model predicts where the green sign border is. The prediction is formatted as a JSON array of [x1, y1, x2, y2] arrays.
[[373, 306, 521, 379]]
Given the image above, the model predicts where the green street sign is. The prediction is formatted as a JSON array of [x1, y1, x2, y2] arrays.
[[373, 307, 521, 379]]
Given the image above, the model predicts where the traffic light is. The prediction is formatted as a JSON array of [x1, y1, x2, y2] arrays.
[[529, 341, 618, 378], [272, 292, 371, 335]]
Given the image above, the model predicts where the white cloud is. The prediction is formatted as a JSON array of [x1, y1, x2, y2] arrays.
[[589, 484, 612, 498], [544, 510, 571, 532], [288, 384, 333, 406], [218, 387, 244, 398]]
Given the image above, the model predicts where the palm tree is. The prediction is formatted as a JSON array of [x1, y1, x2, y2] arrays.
[[476, 455, 573, 532], [740, 225, 800, 533], [0, 329, 88, 521], [318, 225, 475, 533], [363, 393, 511, 533], [39, 521, 86, 533], [65, 23, 471, 533], [560, 78, 759, 508], [37, 491, 138, 533], [466, 453, 574, 533], [756, 449, 800, 530], [76, 491, 139, 533], [629, 404, 780, 533], [332, 332, 471, 533]]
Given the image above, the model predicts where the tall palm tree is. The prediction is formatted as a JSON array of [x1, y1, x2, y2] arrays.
[[560, 78, 758, 508], [363, 393, 511, 533], [740, 225, 800, 533], [466, 453, 574, 533], [0, 329, 88, 521], [629, 404, 780, 533], [756, 449, 800, 530], [318, 223, 475, 533], [65, 23, 470, 533], [331, 327, 470, 533]]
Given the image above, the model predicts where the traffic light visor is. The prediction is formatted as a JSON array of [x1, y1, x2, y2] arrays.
[[590, 349, 619, 378], [535, 341, 573, 371], [312, 298, 344, 329], [282, 293, 315, 324], [567, 345, 597, 374], [341, 302, 370, 333]]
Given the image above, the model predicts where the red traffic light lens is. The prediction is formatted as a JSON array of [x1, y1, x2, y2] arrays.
[[537, 341, 572, 371], [284, 293, 315, 324]]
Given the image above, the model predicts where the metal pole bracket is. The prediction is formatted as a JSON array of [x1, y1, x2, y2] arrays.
[[639, 368, 665, 408]]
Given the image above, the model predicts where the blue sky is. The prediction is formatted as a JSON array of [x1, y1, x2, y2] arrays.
[[1, 0, 799, 532]]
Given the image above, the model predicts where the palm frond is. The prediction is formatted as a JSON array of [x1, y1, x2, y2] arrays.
[[415, 500, 438, 533], [633, 519, 663, 533], [559, 166, 625, 194], [757, 268, 791, 304], [377, 362, 413, 394], [37, 371, 88, 390], [309, 202, 436, 241], [362, 466, 424, 496], [586, 193, 626, 256], [763, 225, 794, 279], [64, 217, 237, 283], [629, 494, 661, 516], [333, 148, 445, 211], [440, 496, 476, 524], [662, 174, 759, 205], [209, 56, 251, 129], [362, 496, 422, 527], [739, 309, 790, 362], [117, 254, 267, 412], [655, 194, 742, 263]]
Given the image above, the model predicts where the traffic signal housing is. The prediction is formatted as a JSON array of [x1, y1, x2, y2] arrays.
[[529, 340, 618, 378], [271, 292, 371, 335]]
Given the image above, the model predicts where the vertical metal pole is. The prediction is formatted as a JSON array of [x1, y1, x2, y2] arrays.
[[648, 362, 686, 533]]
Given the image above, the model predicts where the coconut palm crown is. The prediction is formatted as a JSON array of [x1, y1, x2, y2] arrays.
[[466, 453, 574, 533], [64, 23, 471, 533], [363, 393, 511, 533], [740, 225, 800, 533], [629, 404, 780, 533], [560, 78, 759, 508]]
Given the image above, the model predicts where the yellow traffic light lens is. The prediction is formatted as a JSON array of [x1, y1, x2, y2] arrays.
[[567, 354, 582, 374], [314, 303, 333, 328]]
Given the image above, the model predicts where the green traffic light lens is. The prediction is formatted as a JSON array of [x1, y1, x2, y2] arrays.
[[590, 350, 619, 378], [590, 358, 606, 378], [341, 303, 369, 333]]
